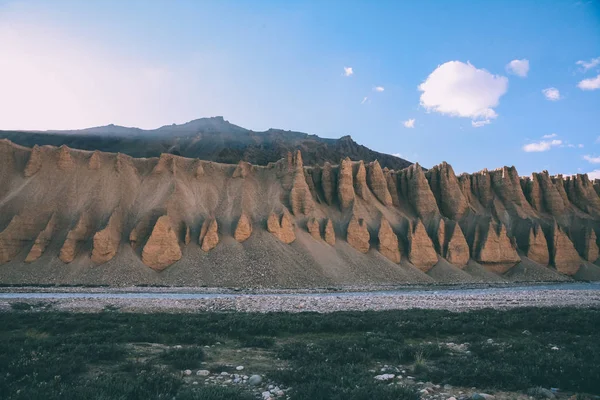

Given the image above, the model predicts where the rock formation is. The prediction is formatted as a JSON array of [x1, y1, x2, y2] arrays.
[[24, 145, 43, 177], [489, 166, 531, 212], [57, 145, 74, 170], [307, 218, 321, 241], [522, 172, 565, 215], [141, 215, 182, 270], [564, 174, 600, 216], [378, 218, 400, 263], [338, 157, 355, 209], [408, 219, 438, 271], [473, 221, 520, 273], [426, 162, 468, 220], [88, 151, 101, 170], [354, 161, 370, 200], [525, 224, 550, 265], [572, 227, 599, 262], [398, 163, 439, 219], [441, 221, 469, 267], [289, 151, 314, 215], [233, 161, 252, 178], [267, 212, 296, 244], [234, 213, 252, 242], [550, 221, 581, 275], [347, 215, 370, 253], [200, 218, 219, 252], [383, 169, 401, 207], [324, 219, 336, 246], [59, 213, 92, 263], [321, 162, 336, 205], [367, 161, 393, 206], [25, 214, 57, 262], [184, 225, 191, 245], [0, 214, 46, 264], [91, 209, 122, 264], [195, 161, 205, 177]]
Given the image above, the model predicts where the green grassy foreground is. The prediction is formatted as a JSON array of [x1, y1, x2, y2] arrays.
[[1, 306, 599, 399]]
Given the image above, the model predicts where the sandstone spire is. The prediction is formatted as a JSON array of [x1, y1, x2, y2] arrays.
[[354, 161, 370, 200], [425, 162, 468, 220], [25, 214, 57, 263], [383, 169, 401, 207], [307, 218, 321, 241], [474, 221, 520, 272], [445, 223, 469, 267], [91, 208, 122, 264], [233, 161, 251, 178], [408, 219, 437, 271], [347, 215, 370, 253], [141, 215, 182, 270], [200, 218, 219, 252], [24, 145, 43, 177], [289, 150, 314, 215], [0, 214, 47, 264], [338, 158, 355, 209], [267, 212, 296, 244], [324, 218, 336, 246], [525, 224, 549, 265], [88, 151, 101, 170], [57, 145, 74, 170], [321, 162, 336, 205], [367, 161, 393, 206], [184, 225, 191, 245], [398, 163, 439, 219], [550, 221, 581, 275], [378, 218, 400, 263], [59, 213, 92, 263], [234, 213, 253, 242]]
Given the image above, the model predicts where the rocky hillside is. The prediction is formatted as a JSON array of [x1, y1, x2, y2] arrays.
[[0, 117, 411, 170], [0, 140, 599, 286]]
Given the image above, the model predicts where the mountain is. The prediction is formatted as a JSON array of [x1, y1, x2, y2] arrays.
[[0, 117, 412, 170], [0, 140, 599, 287]]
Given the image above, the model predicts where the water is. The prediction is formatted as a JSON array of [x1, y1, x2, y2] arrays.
[[0, 282, 598, 300]]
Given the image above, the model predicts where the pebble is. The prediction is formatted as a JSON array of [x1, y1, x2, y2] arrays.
[[374, 374, 395, 381], [236, 365, 244, 371], [249, 375, 262, 385], [262, 391, 272, 399], [183, 369, 192, 376], [220, 371, 229, 376], [196, 370, 210, 376]]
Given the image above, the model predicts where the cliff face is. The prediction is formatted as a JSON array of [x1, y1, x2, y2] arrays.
[[0, 140, 597, 286]]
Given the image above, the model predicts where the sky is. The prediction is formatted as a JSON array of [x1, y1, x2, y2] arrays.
[[0, 0, 599, 178]]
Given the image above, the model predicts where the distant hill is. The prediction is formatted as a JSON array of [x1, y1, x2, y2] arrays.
[[0, 116, 411, 169]]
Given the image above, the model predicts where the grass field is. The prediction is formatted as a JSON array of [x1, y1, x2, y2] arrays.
[[1, 305, 598, 399]]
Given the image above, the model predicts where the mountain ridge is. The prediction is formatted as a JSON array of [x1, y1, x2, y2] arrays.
[[0, 117, 412, 170]]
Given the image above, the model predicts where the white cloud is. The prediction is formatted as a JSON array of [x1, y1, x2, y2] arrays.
[[403, 118, 415, 128], [418, 61, 508, 126], [361, 96, 368, 104], [542, 133, 558, 138], [373, 86, 385, 92], [576, 57, 600, 72], [587, 170, 600, 180], [471, 120, 490, 128], [577, 74, 600, 90], [343, 67, 353, 77], [542, 87, 561, 101], [583, 155, 600, 164], [506, 59, 529, 77], [522, 139, 562, 152], [579, 144, 584, 148]]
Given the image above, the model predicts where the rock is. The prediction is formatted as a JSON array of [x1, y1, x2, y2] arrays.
[[367, 160, 393, 206], [24, 214, 57, 263], [378, 218, 400, 263], [57, 145, 74, 170], [248, 375, 262, 385], [574, 227, 599, 262], [0, 214, 48, 264], [564, 174, 600, 216], [321, 162, 336, 205], [261, 391, 271, 400], [527, 388, 555, 399], [525, 224, 550, 265], [152, 154, 174, 174], [445, 222, 470, 267], [490, 166, 532, 212], [91, 208, 122, 264], [384, 168, 401, 206], [523, 172, 565, 215], [289, 150, 314, 215], [184, 369, 192, 376], [234, 213, 253, 242], [426, 162, 469, 219], [307, 217, 321, 241], [324, 218, 336, 246], [88, 151, 101, 170], [408, 219, 437, 271], [267, 212, 296, 244], [354, 160, 370, 200], [141, 215, 182, 270], [347, 215, 370, 253], [200, 218, 219, 252], [398, 163, 439, 220], [374, 374, 395, 381], [550, 221, 581, 275], [471, 394, 485, 400], [59, 213, 92, 263], [195, 161, 204, 177], [184, 225, 191, 245], [196, 370, 210, 376], [338, 157, 355, 210], [469, 169, 494, 207], [474, 221, 520, 273], [24, 145, 43, 177], [233, 161, 252, 178], [236, 366, 244, 371]]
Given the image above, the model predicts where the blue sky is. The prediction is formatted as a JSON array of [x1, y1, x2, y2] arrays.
[[0, 0, 599, 177]]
